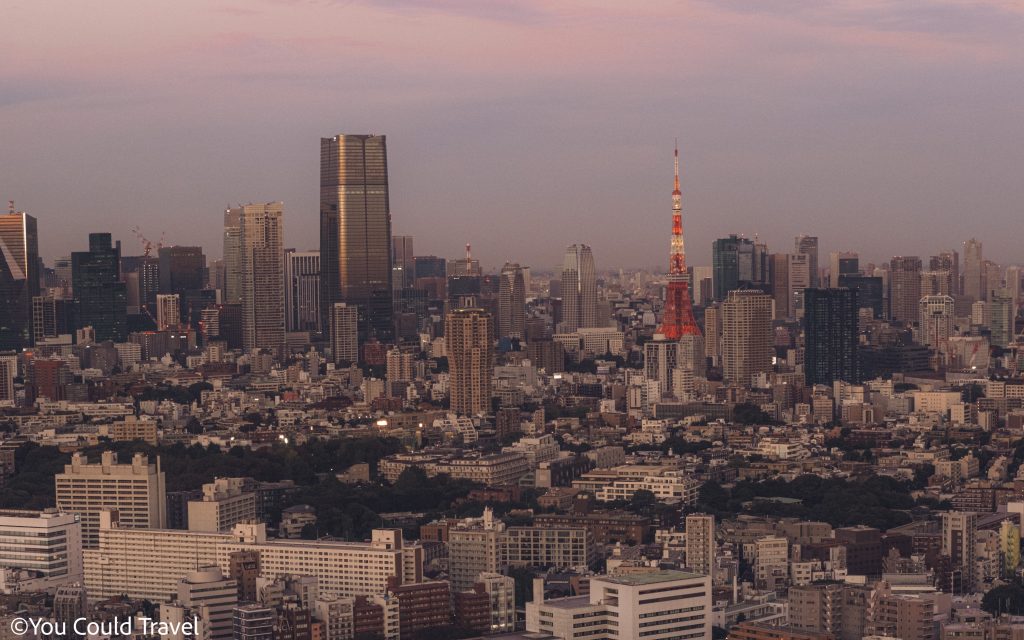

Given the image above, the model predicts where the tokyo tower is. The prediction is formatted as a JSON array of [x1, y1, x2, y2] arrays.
[[657, 143, 702, 339]]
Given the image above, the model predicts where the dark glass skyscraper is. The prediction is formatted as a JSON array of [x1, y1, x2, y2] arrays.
[[804, 287, 860, 386], [320, 134, 393, 343], [712, 235, 767, 301], [0, 211, 40, 350], [72, 233, 127, 342], [838, 274, 884, 319]]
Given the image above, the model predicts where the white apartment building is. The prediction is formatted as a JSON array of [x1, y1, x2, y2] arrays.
[[572, 465, 702, 504], [526, 570, 711, 640], [0, 509, 83, 593], [188, 477, 258, 533], [83, 513, 423, 602], [55, 451, 166, 548]]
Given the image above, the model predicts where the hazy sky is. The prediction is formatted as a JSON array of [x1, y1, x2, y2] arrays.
[[3, 0, 1023, 272]]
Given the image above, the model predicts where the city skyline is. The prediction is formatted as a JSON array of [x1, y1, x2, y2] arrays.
[[4, 1, 1024, 268]]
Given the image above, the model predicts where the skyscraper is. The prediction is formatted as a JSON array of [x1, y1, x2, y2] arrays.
[[769, 253, 790, 320], [828, 251, 859, 287], [391, 235, 414, 291], [223, 207, 242, 304], [919, 295, 955, 353], [788, 253, 811, 319], [498, 263, 526, 339], [158, 246, 206, 323], [839, 274, 885, 319], [712, 235, 748, 302], [71, 233, 126, 342], [234, 203, 285, 357], [804, 288, 860, 386], [657, 145, 701, 340], [721, 290, 774, 386], [285, 250, 321, 332], [989, 292, 1014, 347], [320, 133, 393, 342], [446, 308, 494, 415], [795, 235, 819, 288], [930, 250, 959, 295], [963, 238, 983, 301], [560, 244, 597, 332], [889, 256, 923, 324], [0, 210, 40, 350]]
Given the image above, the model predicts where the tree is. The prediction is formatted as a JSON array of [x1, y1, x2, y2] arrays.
[[982, 583, 1024, 616]]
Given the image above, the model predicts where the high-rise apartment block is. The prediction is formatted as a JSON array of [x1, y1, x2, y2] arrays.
[[685, 513, 715, 581], [156, 293, 181, 331], [446, 308, 494, 415], [320, 134, 393, 342], [230, 203, 285, 357], [721, 290, 774, 386], [330, 303, 358, 364], [55, 451, 166, 548]]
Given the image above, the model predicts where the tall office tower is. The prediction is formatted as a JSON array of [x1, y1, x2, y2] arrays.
[[989, 292, 1014, 347], [769, 253, 790, 319], [919, 295, 955, 354], [685, 514, 715, 581], [983, 260, 1003, 301], [712, 235, 751, 301], [223, 207, 242, 304], [72, 233, 127, 342], [158, 245, 206, 300], [839, 274, 885, 319], [942, 511, 977, 595], [391, 235, 414, 291], [330, 303, 358, 364], [121, 255, 160, 316], [498, 263, 526, 339], [156, 294, 181, 331], [1006, 265, 1022, 314], [560, 244, 597, 331], [446, 308, 494, 415], [703, 303, 722, 366], [658, 146, 701, 340], [963, 238, 983, 301], [931, 251, 960, 295], [920, 269, 952, 297], [804, 288, 860, 386], [175, 567, 239, 640], [320, 133, 393, 342], [0, 353, 16, 406], [285, 250, 321, 332], [721, 290, 774, 386], [889, 256, 923, 324], [795, 235, 820, 287], [0, 210, 40, 350], [829, 251, 859, 287], [31, 295, 57, 344], [55, 451, 166, 548], [0, 509, 83, 591], [233, 203, 285, 357], [788, 253, 811, 319]]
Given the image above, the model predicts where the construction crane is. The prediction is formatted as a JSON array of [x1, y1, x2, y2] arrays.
[[130, 225, 165, 257]]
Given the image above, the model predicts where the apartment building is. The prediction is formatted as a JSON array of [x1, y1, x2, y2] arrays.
[[83, 513, 422, 602], [0, 508, 83, 593], [527, 570, 711, 640], [55, 451, 166, 547], [187, 477, 258, 533]]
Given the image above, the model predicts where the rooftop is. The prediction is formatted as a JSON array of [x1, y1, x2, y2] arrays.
[[596, 570, 703, 586]]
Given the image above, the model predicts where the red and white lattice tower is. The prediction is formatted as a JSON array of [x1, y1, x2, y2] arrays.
[[656, 143, 702, 339]]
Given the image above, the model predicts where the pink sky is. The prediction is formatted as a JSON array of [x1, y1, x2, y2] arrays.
[[3, 0, 1023, 269]]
